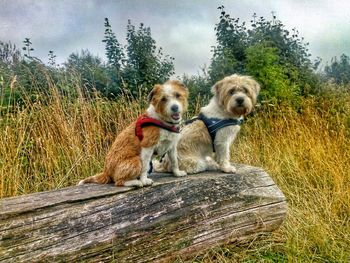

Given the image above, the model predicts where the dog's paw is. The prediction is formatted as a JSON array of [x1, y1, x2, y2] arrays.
[[124, 179, 144, 188], [174, 170, 187, 177], [221, 165, 237, 174], [140, 177, 154, 186]]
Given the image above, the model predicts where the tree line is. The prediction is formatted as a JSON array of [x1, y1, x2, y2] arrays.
[[0, 6, 349, 108]]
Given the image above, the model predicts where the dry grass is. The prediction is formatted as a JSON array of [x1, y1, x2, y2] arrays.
[[0, 83, 146, 196], [194, 98, 350, 262], [1, 80, 349, 262]]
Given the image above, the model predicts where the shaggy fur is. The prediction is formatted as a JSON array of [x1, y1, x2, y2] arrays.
[[154, 74, 260, 174], [78, 80, 189, 187]]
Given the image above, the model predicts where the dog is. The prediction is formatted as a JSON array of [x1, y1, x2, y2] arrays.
[[78, 80, 189, 187], [154, 74, 260, 174]]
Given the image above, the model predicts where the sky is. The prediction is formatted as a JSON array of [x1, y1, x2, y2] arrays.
[[0, 0, 350, 76]]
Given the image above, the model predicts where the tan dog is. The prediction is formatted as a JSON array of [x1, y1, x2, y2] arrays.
[[78, 80, 188, 187], [154, 74, 260, 174]]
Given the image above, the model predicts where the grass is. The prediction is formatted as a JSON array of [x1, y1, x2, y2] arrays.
[[1, 79, 349, 262], [0, 86, 145, 196], [190, 98, 350, 262]]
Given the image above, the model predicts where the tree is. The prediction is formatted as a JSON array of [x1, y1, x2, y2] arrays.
[[22, 38, 34, 59], [208, 6, 318, 102], [245, 43, 298, 102], [209, 5, 247, 81], [48, 50, 57, 67], [325, 54, 350, 84], [101, 19, 175, 97], [102, 18, 124, 71], [64, 50, 110, 97], [122, 20, 174, 96], [182, 71, 211, 106]]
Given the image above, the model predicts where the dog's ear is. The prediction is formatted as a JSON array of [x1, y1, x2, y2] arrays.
[[211, 80, 223, 95], [251, 79, 260, 95], [148, 84, 162, 102], [246, 78, 260, 105], [147, 89, 154, 103], [168, 80, 188, 91], [175, 80, 189, 98]]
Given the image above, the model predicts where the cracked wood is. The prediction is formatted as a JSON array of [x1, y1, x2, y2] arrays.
[[0, 164, 287, 262]]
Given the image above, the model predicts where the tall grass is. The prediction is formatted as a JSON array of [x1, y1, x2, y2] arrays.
[[0, 77, 146, 197], [0, 77, 349, 262], [196, 98, 350, 262]]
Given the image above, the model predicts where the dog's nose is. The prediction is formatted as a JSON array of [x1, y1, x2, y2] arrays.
[[236, 97, 244, 105], [171, 104, 179, 112]]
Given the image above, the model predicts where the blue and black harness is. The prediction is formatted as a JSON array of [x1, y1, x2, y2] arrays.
[[184, 113, 244, 152], [149, 113, 243, 173]]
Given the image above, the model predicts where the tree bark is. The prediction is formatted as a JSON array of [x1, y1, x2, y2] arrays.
[[0, 164, 287, 262]]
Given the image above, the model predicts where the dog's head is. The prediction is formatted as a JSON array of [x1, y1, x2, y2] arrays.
[[212, 74, 260, 117], [148, 80, 189, 124]]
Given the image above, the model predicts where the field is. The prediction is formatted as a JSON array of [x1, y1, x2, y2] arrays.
[[194, 97, 350, 262], [1, 81, 349, 262]]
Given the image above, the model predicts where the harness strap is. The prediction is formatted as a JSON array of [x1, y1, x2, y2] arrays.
[[136, 115, 179, 175], [135, 114, 179, 141], [184, 113, 243, 152]]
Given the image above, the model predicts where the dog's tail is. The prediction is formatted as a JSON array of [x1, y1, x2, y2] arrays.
[[78, 172, 112, 185]]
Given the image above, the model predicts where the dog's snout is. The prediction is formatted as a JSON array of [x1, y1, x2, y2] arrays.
[[236, 97, 244, 105], [171, 104, 179, 112]]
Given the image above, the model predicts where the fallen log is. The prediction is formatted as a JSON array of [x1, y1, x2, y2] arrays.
[[0, 164, 287, 262]]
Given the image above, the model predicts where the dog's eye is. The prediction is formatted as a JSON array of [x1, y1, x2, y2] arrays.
[[161, 97, 167, 102], [229, 89, 235, 95], [174, 93, 181, 98], [243, 87, 249, 93]]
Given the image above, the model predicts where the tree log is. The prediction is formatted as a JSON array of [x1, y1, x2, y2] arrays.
[[0, 164, 287, 262]]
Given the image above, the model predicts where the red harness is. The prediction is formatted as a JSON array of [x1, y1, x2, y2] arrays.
[[135, 114, 179, 141]]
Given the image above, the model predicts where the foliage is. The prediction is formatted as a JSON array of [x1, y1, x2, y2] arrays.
[[48, 50, 57, 67], [0, 11, 338, 105], [0, 42, 21, 107], [101, 18, 125, 97], [1, 40, 58, 107], [210, 8, 247, 79], [245, 42, 299, 103], [102, 18, 124, 71], [182, 71, 212, 108], [0, 41, 21, 65], [22, 38, 34, 58], [206, 6, 319, 103], [0, 18, 175, 103], [325, 54, 350, 84], [101, 18, 175, 97], [122, 20, 175, 95], [64, 50, 110, 97]]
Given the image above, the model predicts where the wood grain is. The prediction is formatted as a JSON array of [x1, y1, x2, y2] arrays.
[[0, 164, 287, 262]]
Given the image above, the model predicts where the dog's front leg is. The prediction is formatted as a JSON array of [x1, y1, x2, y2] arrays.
[[214, 127, 239, 173], [214, 137, 237, 174], [215, 142, 236, 173], [140, 147, 155, 186], [168, 147, 187, 177]]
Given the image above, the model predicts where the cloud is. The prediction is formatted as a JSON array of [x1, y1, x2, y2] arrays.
[[0, 0, 349, 75]]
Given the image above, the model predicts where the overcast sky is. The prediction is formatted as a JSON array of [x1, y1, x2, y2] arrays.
[[1, 0, 350, 76]]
